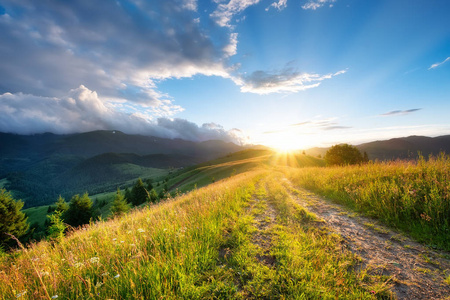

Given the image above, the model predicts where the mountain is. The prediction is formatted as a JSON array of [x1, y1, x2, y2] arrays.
[[0, 130, 244, 207], [357, 135, 450, 160], [305, 135, 450, 161]]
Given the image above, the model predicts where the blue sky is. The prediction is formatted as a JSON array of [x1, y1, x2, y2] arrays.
[[0, 0, 449, 149]]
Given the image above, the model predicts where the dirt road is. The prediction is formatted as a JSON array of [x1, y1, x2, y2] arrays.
[[285, 179, 450, 300]]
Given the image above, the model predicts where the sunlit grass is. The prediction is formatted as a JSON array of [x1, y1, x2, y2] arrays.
[[285, 153, 450, 250], [0, 168, 388, 299]]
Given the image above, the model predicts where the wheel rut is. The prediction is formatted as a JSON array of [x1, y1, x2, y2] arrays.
[[284, 178, 450, 300]]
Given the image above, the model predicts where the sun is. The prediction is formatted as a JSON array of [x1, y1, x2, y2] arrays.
[[262, 132, 314, 153]]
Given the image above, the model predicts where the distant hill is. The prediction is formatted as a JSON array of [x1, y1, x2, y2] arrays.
[[358, 135, 450, 160], [305, 135, 450, 161], [0, 130, 245, 207]]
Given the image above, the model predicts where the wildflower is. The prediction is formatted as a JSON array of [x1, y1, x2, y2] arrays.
[[74, 262, 84, 269], [114, 274, 120, 279], [101, 272, 109, 276], [137, 228, 145, 233], [40, 271, 50, 276], [112, 238, 117, 241], [120, 240, 124, 243], [95, 282, 103, 288], [52, 295, 59, 299], [90, 257, 100, 264], [16, 290, 27, 298]]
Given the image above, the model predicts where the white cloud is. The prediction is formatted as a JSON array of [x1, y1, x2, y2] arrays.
[[0, 86, 245, 144], [182, 0, 198, 11], [302, 0, 336, 10], [223, 33, 239, 57], [235, 67, 346, 94], [0, 0, 232, 103], [211, 0, 261, 27], [428, 57, 450, 70], [266, 0, 288, 11]]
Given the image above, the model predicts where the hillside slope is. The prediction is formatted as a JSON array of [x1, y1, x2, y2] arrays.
[[0, 130, 244, 207]]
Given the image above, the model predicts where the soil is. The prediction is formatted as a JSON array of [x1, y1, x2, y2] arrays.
[[284, 178, 450, 300]]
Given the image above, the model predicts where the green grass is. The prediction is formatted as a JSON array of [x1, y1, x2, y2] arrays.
[[0, 169, 390, 299], [285, 153, 450, 250], [24, 206, 50, 228]]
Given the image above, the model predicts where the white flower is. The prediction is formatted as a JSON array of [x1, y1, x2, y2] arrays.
[[114, 274, 120, 279], [74, 262, 84, 269], [137, 228, 145, 233], [51, 295, 58, 299], [112, 238, 117, 241], [90, 257, 100, 264], [95, 282, 103, 288], [101, 272, 109, 276]]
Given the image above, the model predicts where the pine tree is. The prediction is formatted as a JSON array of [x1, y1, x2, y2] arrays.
[[130, 178, 148, 206], [124, 187, 132, 203], [47, 210, 66, 241], [110, 188, 130, 217], [149, 189, 158, 203], [63, 192, 94, 227], [0, 189, 29, 247], [55, 195, 69, 213]]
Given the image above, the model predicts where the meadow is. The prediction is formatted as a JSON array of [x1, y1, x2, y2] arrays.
[[0, 169, 391, 299], [285, 153, 450, 250], [2, 151, 450, 298]]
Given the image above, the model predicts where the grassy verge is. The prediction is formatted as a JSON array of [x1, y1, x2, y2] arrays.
[[284, 154, 450, 250]]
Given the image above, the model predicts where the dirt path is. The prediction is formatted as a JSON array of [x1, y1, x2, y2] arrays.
[[251, 193, 277, 267], [284, 179, 450, 300]]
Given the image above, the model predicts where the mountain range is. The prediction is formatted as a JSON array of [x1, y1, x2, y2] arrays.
[[306, 135, 450, 160]]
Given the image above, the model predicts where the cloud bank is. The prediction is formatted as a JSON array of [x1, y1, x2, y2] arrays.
[[0, 86, 246, 144], [0, 0, 347, 143]]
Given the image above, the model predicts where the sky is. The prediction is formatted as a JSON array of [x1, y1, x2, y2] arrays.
[[0, 0, 449, 150]]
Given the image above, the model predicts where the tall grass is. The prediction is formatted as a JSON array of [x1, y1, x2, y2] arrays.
[[0, 171, 261, 299], [0, 167, 391, 299], [285, 154, 450, 249]]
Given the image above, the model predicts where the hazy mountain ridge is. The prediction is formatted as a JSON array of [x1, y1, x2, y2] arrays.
[[306, 135, 450, 160]]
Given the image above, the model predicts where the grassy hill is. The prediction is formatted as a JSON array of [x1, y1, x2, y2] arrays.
[[3, 151, 450, 298], [1, 169, 390, 299], [23, 149, 324, 230]]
